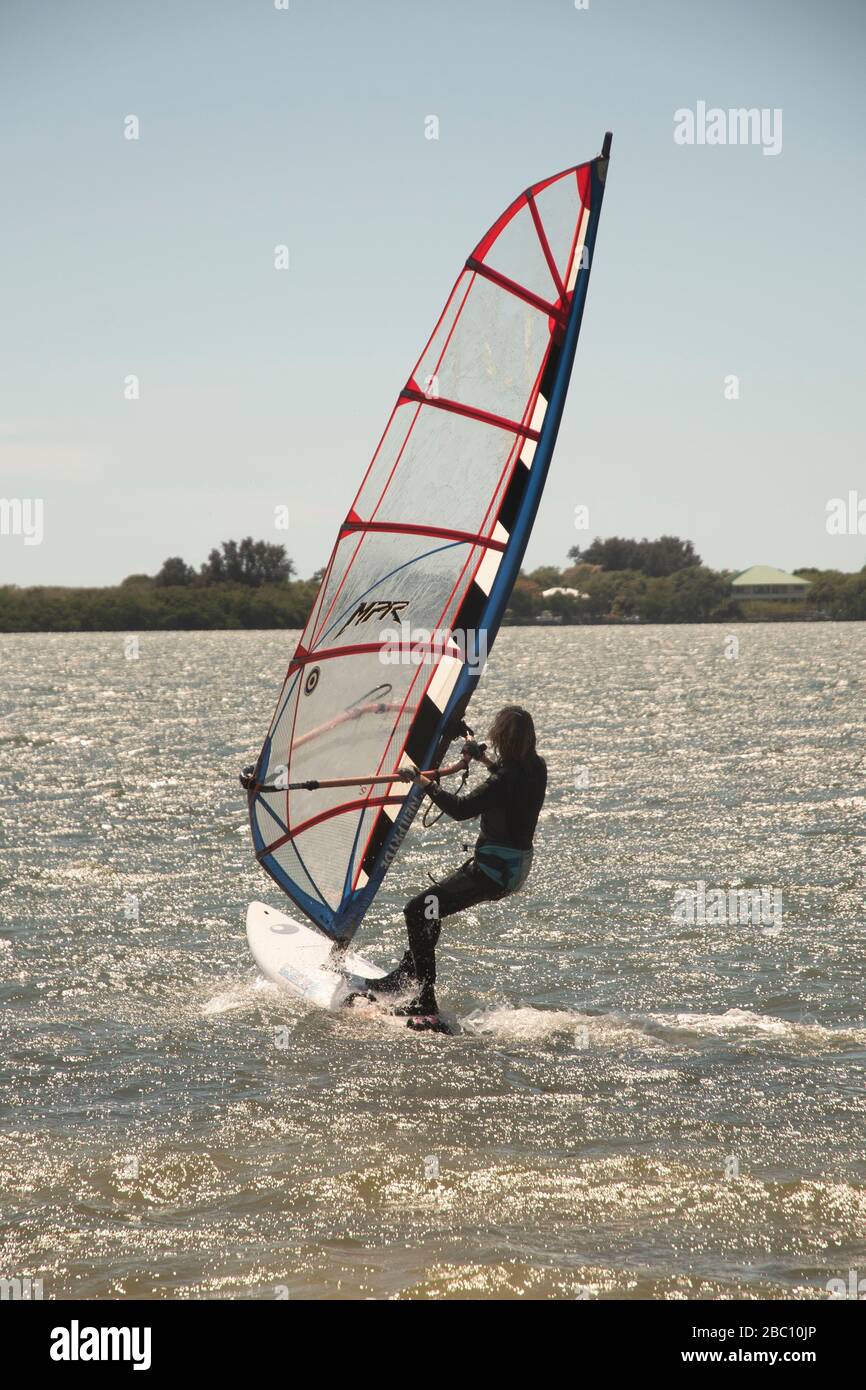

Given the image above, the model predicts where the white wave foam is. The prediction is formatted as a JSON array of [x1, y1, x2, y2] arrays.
[[457, 1003, 866, 1048], [459, 1004, 582, 1041]]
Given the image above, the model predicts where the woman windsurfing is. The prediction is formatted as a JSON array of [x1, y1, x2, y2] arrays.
[[359, 706, 547, 1032]]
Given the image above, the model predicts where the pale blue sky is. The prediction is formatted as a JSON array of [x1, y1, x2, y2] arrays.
[[2, 0, 864, 586]]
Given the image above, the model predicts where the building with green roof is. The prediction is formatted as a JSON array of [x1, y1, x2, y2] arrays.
[[730, 565, 811, 602]]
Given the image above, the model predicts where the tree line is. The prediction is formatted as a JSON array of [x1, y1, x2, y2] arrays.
[[1, 535, 864, 630]]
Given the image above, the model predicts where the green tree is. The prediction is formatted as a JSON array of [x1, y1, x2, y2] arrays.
[[155, 557, 196, 586], [639, 535, 701, 578], [200, 538, 295, 586], [573, 535, 701, 577], [508, 575, 542, 621], [664, 567, 734, 621], [572, 536, 640, 570], [527, 565, 562, 590], [580, 570, 621, 619]]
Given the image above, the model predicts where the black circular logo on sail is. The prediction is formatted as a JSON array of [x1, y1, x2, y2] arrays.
[[304, 667, 320, 696]]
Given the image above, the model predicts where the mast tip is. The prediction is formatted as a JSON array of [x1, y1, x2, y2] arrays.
[[601, 131, 613, 159]]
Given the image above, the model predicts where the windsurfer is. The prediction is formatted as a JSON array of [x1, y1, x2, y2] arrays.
[[365, 706, 547, 1031]]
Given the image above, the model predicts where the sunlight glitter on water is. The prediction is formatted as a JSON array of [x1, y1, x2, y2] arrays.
[[1, 626, 864, 1298]]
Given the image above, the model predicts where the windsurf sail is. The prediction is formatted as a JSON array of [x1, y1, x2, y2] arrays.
[[246, 133, 613, 943]]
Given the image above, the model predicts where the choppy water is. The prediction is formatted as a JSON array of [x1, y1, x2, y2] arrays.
[[1, 625, 864, 1300]]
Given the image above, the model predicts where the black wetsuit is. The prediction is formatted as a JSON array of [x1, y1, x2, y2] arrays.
[[377, 754, 547, 1013]]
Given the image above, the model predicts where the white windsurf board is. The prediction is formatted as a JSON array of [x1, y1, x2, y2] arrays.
[[246, 900, 385, 1010]]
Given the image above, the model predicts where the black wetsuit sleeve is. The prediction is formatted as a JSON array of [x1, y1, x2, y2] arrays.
[[424, 772, 503, 822]]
